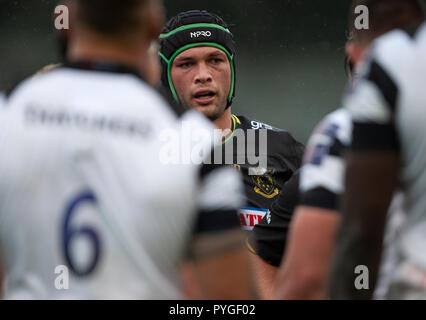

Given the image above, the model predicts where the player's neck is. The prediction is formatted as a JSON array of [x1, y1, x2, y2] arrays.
[[213, 107, 233, 133], [68, 31, 149, 77]]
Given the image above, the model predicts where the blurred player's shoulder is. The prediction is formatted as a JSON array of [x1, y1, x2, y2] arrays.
[[7, 65, 178, 124], [347, 21, 426, 125], [322, 108, 351, 126], [0, 91, 5, 108], [5, 63, 62, 104], [309, 108, 352, 147], [301, 108, 352, 197], [362, 20, 426, 78]]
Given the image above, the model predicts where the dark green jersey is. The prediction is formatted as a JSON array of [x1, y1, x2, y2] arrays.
[[218, 114, 304, 231]]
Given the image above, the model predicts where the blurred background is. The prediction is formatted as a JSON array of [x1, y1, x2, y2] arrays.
[[0, 0, 352, 143]]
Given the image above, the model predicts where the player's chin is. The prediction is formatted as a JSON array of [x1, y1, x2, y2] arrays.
[[193, 104, 212, 115], [191, 99, 217, 111], [190, 103, 215, 118]]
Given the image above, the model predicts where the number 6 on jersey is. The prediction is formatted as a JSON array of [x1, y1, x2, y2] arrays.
[[62, 191, 102, 277]]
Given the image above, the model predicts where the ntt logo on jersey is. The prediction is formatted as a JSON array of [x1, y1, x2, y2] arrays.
[[238, 207, 269, 231], [190, 31, 212, 38]]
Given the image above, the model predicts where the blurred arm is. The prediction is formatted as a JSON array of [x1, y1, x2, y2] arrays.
[[249, 251, 278, 300], [329, 152, 398, 299], [275, 206, 339, 300], [183, 228, 254, 300], [330, 57, 401, 299], [181, 164, 256, 300]]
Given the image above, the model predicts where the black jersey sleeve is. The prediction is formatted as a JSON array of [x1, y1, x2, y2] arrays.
[[248, 170, 300, 267]]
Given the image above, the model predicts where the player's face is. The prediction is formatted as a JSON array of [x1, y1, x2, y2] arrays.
[[171, 46, 231, 121]]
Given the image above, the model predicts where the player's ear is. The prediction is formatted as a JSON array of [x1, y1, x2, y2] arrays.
[[345, 41, 366, 66], [141, 0, 165, 42]]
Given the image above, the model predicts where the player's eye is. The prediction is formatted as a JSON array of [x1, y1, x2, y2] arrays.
[[177, 62, 193, 69], [210, 58, 224, 64]]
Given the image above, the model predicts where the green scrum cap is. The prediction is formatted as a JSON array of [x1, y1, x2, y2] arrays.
[[158, 10, 236, 108]]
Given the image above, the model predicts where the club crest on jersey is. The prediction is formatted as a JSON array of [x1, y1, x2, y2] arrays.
[[250, 168, 279, 198]]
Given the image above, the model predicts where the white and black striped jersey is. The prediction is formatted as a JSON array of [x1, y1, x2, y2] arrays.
[[303, 108, 407, 299], [302, 108, 407, 299], [249, 109, 349, 267], [250, 106, 404, 297], [299, 108, 352, 209], [0, 62, 244, 299], [345, 21, 426, 299]]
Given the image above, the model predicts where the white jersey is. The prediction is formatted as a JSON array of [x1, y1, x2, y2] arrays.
[[345, 21, 426, 299], [300, 108, 405, 299], [0, 65, 243, 299], [300, 108, 352, 203]]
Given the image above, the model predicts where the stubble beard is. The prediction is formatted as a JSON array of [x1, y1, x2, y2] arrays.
[[182, 96, 227, 122]]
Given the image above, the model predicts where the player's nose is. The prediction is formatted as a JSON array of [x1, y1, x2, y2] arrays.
[[194, 62, 212, 84]]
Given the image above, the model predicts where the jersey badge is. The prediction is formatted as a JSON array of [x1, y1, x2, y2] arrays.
[[250, 169, 279, 199]]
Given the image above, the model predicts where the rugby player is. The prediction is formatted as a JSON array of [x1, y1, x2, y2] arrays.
[[158, 10, 304, 297], [158, 10, 304, 232], [330, 3, 426, 299], [251, 0, 424, 299], [0, 0, 253, 299]]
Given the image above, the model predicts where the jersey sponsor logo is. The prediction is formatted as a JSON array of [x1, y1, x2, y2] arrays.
[[250, 120, 273, 130], [190, 31, 212, 38], [250, 169, 279, 198], [265, 211, 272, 224], [238, 207, 269, 231], [24, 105, 153, 139]]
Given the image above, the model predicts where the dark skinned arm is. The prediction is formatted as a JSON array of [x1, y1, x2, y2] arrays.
[[329, 151, 399, 299]]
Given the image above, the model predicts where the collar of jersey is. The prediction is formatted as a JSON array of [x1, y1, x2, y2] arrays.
[[64, 60, 146, 82], [222, 114, 241, 145]]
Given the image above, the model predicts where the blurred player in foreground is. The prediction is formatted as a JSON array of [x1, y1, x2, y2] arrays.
[[0, 0, 253, 299], [252, 0, 424, 299], [330, 3, 426, 299], [0, 91, 5, 108]]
